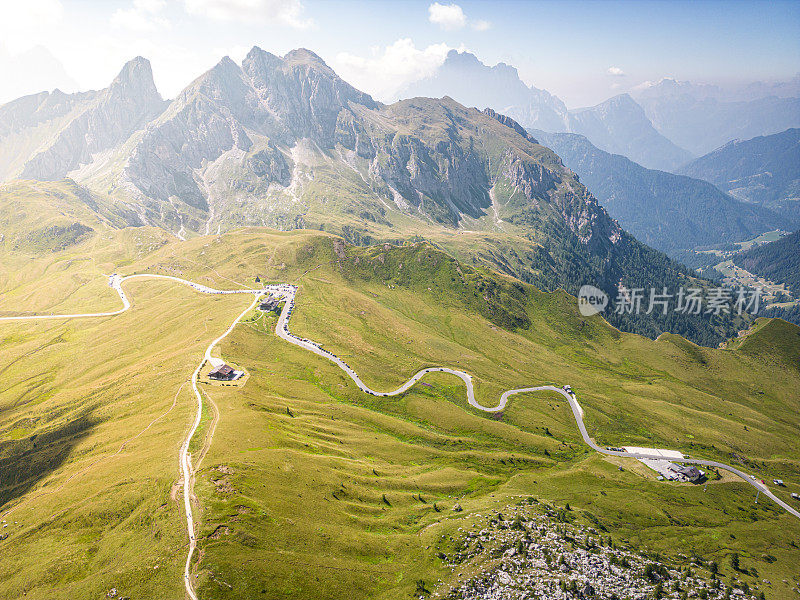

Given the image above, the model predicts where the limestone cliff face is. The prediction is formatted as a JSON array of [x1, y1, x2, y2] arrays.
[[1, 46, 624, 260], [18, 57, 166, 181], [108, 47, 621, 249]]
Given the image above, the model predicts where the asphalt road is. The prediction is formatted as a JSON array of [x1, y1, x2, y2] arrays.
[[275, 287, 800, 521]]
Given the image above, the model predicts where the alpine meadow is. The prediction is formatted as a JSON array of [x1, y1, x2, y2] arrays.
[[1, 2, 799, 600]]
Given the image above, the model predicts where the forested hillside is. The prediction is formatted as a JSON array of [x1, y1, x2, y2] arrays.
[[733, 229, 800, 294], [679, 128, 800, 222], [533, 130, 780, 258]]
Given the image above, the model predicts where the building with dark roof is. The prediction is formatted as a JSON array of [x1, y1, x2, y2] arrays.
[[667, 463, 703, 482], [209, 364, 235, 380], [259, 296, 280, 311]]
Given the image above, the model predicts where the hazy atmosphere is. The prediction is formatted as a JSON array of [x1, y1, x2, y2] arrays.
[[1, 2, 799, 600], [2, 0, 799, 106]]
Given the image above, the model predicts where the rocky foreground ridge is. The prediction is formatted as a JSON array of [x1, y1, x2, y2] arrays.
[[433, 499, 769, 600]]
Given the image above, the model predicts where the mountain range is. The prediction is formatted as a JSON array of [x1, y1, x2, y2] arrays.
[[401, 50, 691, 171], [401, 50, 800, 172], [531, 130, 786, 258], [0, 47, 749, 346], [633, 78, 800, 156], [678, 128, 800, 221]]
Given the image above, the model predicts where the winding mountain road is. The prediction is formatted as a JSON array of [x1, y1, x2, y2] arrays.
[[274, 287, 800, 521], [2, 273, 798, 600]]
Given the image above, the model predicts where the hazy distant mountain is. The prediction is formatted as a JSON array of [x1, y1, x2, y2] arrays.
[[0, 57, 167, 183], [679, 128, 800, 221], [635, 75, 800, 103], [0, 45, 79, 105], [736, 74, 800, 101], [634, 78, 800, 156], [533, 129, 782, 256], [401, 51, 691, 171], [566, 94, 693, 171], [400, 50, 569, 132]]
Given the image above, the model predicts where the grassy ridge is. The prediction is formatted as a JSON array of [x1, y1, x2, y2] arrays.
[[0, 217, 798, 598]]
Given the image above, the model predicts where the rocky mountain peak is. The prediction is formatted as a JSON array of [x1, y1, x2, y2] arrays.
[[592, 93, 641, 113], [243, 46, 282, 73], [283, 47, 331, 71], [14, 55, 168, 181], [194, 55, 246, 96], [241, 46, 376, 109], [441, 50, 524, 88], [109, 56, 161, 102], [443, 49, 482, 67], [400, 49, 569, 133]]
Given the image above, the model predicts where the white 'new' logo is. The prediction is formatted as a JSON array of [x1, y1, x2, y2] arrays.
[[578, 285, 608, 316]]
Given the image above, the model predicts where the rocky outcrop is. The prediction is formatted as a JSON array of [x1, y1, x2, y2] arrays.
[[482, 108, 538, 143], [442, 502, 760, 600], [247, 144, 291, 186]]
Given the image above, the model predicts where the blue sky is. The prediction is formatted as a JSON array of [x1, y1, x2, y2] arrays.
[[1, 0, 798, 106]]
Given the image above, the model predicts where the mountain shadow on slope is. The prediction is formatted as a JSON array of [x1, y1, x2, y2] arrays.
[[0, 410, 97, 509]]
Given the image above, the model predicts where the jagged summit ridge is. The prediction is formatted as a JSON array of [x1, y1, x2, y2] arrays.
[[0, 56, 166, 182]]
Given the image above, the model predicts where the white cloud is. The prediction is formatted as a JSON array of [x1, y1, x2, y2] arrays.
[[427, 3, 489, 33], [0, 0, 64, 53], [428, 2, 466, 30], [183, 0, 312, 28], [136, 0, 167, 12], [606, 66, 625, 76], [333, 38, 455, 101], [111, 0, 169, 32]]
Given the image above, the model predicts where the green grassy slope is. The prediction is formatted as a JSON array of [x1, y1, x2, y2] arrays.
[[135, 230, 799, 599], [0, 210, 798, 598]]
